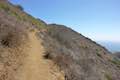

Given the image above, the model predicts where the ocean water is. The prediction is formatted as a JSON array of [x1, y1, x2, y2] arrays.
[[97, 41, 120, 53]]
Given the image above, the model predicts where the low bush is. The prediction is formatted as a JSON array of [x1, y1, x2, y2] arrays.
[[105, 74, 112, 80], [0, 3, 10, 12], [0, 24, 28, 48], [15, 5, 24, 11], [110, 58, 120, 65]]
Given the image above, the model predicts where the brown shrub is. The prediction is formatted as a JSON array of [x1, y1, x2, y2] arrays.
[[0, 24, 28, 48]]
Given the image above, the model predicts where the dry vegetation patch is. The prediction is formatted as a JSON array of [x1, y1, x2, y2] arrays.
[[0, 22, 29, 80]]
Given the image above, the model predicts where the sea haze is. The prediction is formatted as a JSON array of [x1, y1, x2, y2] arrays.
[[97, 41, 120, 53]]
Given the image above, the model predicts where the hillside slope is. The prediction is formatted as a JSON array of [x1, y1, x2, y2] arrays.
[[0, 1, 120, 80], [39, 24, 120, 80], [0, 1, 64, 80]]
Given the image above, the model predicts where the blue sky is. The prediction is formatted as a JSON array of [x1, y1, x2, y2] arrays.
[[9, 0, 120, 42]]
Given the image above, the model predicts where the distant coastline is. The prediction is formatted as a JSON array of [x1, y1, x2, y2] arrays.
[[97, 41, 120, 53]]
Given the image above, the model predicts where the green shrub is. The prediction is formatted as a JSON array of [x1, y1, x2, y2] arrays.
[[105, 74, 112, 80], [110, 58, 120, 66], [96, 52, 102, 57], [95, 49, 102, 57], [29, 28, 35, 32], [0, 3, 10, 12], [0, 3, 22, 20]]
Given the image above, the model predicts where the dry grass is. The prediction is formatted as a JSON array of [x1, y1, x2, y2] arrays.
[[0, 24, 28, 48], [0, 20, 29, 80]]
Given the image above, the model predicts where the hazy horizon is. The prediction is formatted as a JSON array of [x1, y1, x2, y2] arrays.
[[9, 0, 120, 52], [97, 41, 120, 53]]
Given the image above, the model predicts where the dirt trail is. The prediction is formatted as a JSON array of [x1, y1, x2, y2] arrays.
[[16, 32, 64, 80]]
